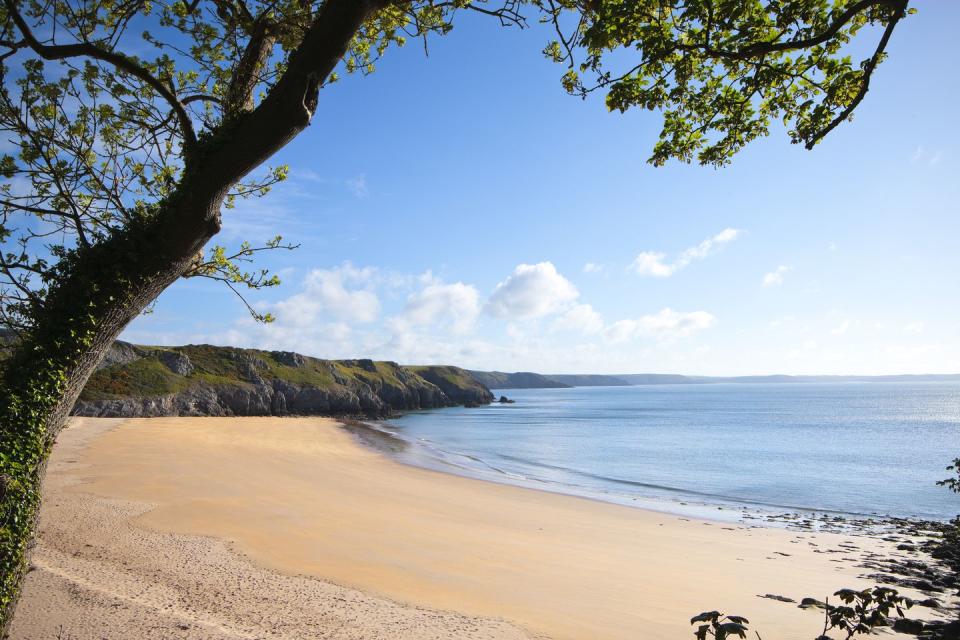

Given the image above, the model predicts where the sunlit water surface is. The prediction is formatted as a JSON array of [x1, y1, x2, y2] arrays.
[[381, 383, 960, 522]]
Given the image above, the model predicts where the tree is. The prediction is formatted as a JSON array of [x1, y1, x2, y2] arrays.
[[0, 0, 911, 632]]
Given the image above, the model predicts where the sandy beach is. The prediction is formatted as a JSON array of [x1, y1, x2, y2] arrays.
[[10, 417, 946, 640]]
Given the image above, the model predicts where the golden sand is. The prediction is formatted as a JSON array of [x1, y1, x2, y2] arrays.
[[12, 417, 943, 640]]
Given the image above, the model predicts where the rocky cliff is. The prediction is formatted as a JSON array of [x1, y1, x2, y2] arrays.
[[73, 342, 493, 418]]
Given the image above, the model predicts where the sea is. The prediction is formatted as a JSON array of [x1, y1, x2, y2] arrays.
[[376, 382, 960, 523]]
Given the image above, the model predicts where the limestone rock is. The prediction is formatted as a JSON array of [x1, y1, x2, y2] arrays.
[[158, 350, 194, 376]]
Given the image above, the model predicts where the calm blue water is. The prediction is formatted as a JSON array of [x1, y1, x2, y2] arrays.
[[383, 383, 960, 522]]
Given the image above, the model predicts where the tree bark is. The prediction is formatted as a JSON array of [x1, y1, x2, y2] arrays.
[[0, 194, 223, 637], [0, 1, 389, 633]]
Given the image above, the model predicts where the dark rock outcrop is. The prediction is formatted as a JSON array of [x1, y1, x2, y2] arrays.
[[158, 350, 194, 376], [798, 598, 826, 609], [273, 351, 305, 368], [96, 340, 143, 370], [892, 618, 925, 635]]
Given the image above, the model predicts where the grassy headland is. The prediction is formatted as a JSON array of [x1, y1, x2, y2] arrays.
[[75, 341, 492, 418]]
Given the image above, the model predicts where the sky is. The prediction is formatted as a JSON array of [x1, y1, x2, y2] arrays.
[[122, 2, 960, 376]]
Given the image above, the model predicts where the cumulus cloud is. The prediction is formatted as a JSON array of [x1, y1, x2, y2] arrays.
[[630, 228, 741, 277], [582, 262, 604, 273], [127, 256, 731, 371], [485, 262, 579, 319], [396, 281, 480, 334], [552, 304, 604, 335], [762, 265, 790, 287], [603, 308, 716, 343], [269, 263, 380, 326]]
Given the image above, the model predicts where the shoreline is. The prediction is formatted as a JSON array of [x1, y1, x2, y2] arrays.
[[12, 417, 955, 640], [381, 383, 958, 525], [352, 418, 940, 531]]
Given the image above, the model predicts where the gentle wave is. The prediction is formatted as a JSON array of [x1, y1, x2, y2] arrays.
[[397, 436, 888, 519], [381, 383, 960, 522]]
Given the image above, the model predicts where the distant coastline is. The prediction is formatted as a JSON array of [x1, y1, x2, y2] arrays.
[[469, 369, 960, 389]]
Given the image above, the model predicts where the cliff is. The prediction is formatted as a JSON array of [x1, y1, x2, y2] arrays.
[[467, 370, 570, 390], [74, 342, 493, 418]]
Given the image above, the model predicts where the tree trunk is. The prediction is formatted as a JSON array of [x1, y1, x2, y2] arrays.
[[0, 1, 389, 633], [0, 194, 222, 636]]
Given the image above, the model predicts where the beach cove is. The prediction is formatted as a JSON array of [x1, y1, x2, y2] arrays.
[[11, 417, 951, 640]]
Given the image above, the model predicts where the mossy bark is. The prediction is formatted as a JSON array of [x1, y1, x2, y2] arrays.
[[0, 1, 386, 632], [0, 197, 222, 635]]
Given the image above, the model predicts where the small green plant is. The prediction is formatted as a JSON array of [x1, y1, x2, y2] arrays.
[[822, 587, 912, 639], [936, 459, 960, 494], [691, 587, 911, 640], [690, 611, 750, 640]]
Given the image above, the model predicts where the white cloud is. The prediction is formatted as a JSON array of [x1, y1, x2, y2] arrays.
[[630, 251, 675, 277], [785, 339, 820, 359], [346, 174, 368, 198], [762, 265, 790, 287], [553, 304, 604, 335], [910, 146, 945, 167], [270, 263, 380, 326], [396, 281, 480, 335], [603, 308, 716, 343], [830, 320, 852, 336], [904, 321, 925, 335], [292, 168, 325, 183], [505, 323, 526, 342], [485, 262, 579, 319], [583, 262, 604, 274], [680, 227, 741, 261], [629, 228, 741, 277]]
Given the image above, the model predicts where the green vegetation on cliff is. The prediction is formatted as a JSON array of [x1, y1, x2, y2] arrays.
[[467, 371, 571, 390], [77, 342, 492, 417]]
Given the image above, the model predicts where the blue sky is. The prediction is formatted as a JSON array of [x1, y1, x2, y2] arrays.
[[123, 2, 960, 376]]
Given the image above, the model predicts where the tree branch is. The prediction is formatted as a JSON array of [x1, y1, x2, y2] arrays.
[[0, 254, 40, 306], [224, 18, 275, 114], [803, 2, 906, 149], [671, 0, 904, 61], [182, 94, 224, 105], [2, 0, 197, 151], [739, 0, 904, 58], [187, 0, 390, 198], [458, 1, 526, 28]]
